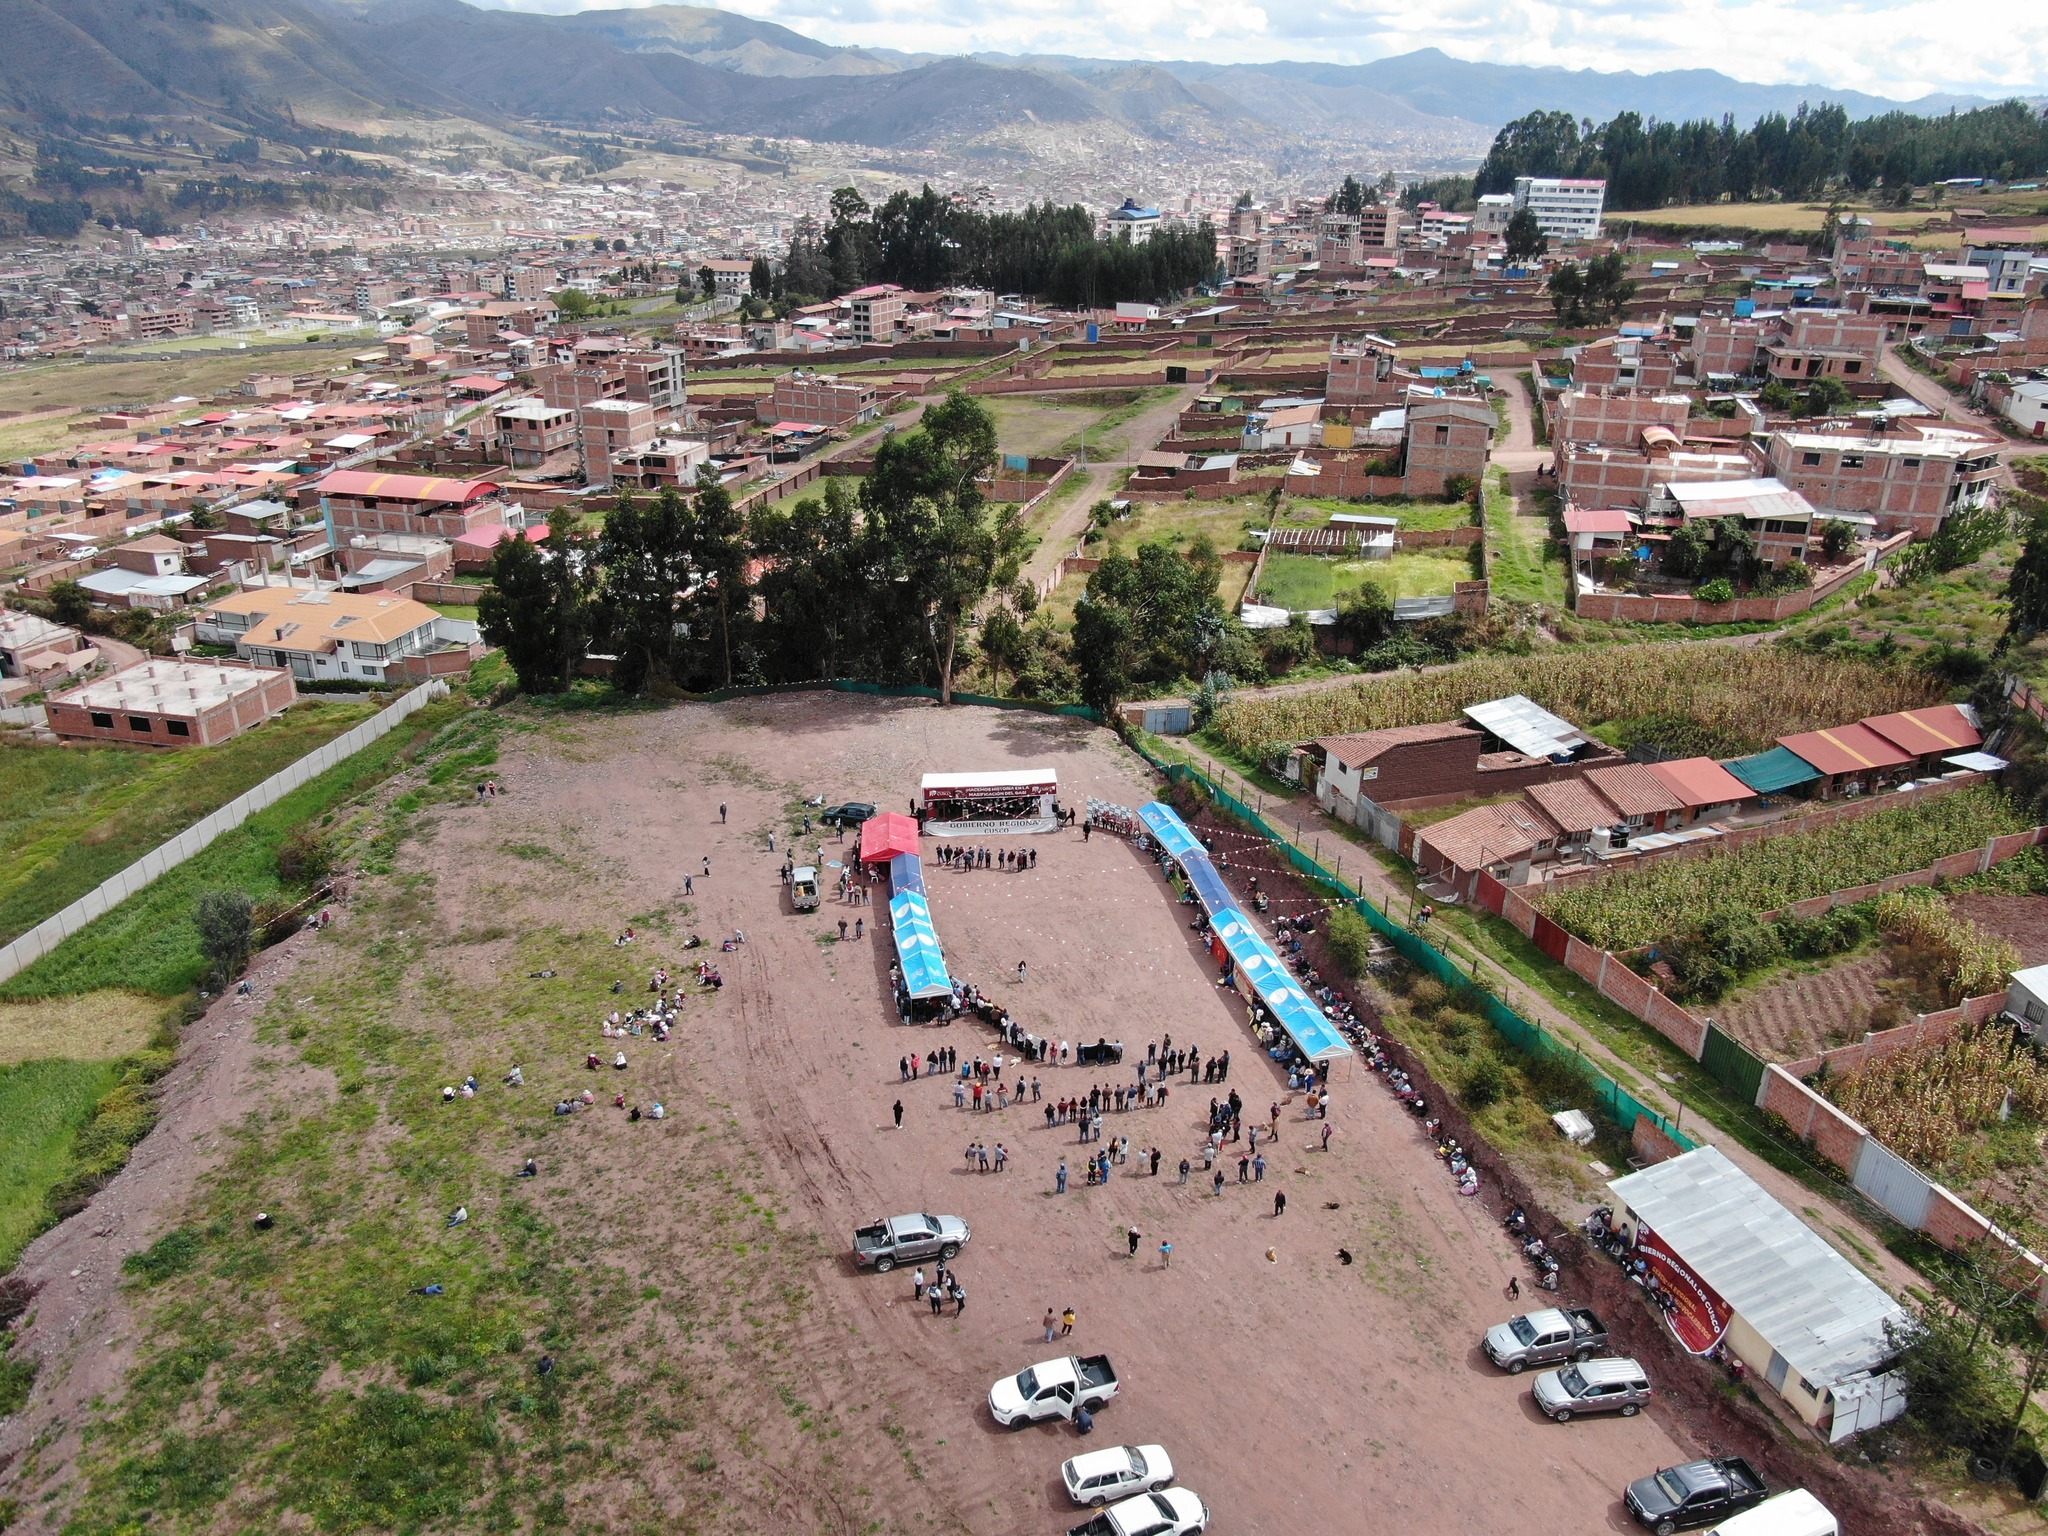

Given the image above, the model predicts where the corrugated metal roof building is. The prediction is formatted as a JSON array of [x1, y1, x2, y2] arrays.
[[1608, 1147, 1907, 1432]]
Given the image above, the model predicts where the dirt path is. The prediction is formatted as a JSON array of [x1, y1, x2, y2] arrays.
[[1154, 734, 1923, 1301], [1018, 383, 1204, 589]]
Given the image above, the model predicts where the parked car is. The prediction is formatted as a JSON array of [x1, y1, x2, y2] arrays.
[[987, 1355, 1119, 1427], [821, 802, 876, 829], [1067, 1488, 1209, 1536], [1062, 1445, 1175, 1507], [1484, 1306, 1609, 1373], [851, 1213, 969, 1271], [1532, 1357, 1652, 1421], [790, 865, 820, 911], [1700, 1489, 1837, 1536], [1626, 1457, 1768, 1535]]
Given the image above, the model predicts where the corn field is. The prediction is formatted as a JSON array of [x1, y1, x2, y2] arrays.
[[1874, 887, 2024, 1001], [1539, 787, 2029, 950], [1829, 1026, 2048, 1168], [1210, 645, 1943, 763]]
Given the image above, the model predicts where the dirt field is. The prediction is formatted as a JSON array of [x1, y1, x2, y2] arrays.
[[1951, 895, 2048, 966], [6, 693, 1966, 1534]]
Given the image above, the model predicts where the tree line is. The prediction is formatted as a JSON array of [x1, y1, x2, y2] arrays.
[[773, 187, 1217, 308], [1475, 100, 2048, 210], [479, 393, 1030, 706]]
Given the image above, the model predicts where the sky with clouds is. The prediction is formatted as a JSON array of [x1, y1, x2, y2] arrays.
[[482, 0, 2047, 101]]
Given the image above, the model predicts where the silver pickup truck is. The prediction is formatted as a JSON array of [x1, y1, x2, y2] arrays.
[[1483, 1306, 1609, 1372], [852, 1213, 970, 1271]]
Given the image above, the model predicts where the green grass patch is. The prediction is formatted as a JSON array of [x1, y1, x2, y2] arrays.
[[0, 697, 487, 1000], [0, 698, 378, 946], [1252, 549, 1471, 608], [1481, 466, 1567, 607], [0, 1058, 125, 1270]]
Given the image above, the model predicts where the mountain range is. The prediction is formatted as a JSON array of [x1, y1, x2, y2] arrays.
[[0, 0, 2029, 162]]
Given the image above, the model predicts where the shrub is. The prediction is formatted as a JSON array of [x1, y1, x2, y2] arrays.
[[1697, 908, 1783, 974], [1322, 908, 1376, 978], [1462, 1053, 1511, 1108], [275, 828, 335, 889], [193, 890, 254, 988], [1407, 976, 1450, 1018], [1696, 576, 1737, 604]]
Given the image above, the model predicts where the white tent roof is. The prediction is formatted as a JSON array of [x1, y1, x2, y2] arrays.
[[1609, 1147, 1906, 1390], [920, 768, 1057, 792]]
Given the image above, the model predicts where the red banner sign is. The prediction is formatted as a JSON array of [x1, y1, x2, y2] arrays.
[[1632, 1222, 1732, 1355]]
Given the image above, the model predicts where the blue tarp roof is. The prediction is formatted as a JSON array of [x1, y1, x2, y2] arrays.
[[1138, 802, 1205, 861], [1140, 803, 1351, 1061], [1210, 909, 1353, 1062], [888, 852, 925, 899], [1722, 746, 1822, 795], [889, 884, 953, 1000]]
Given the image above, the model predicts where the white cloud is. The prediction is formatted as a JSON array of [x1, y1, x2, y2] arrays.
[[482, 0, 2047, 99]]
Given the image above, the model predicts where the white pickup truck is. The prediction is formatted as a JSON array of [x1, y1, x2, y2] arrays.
[[988, 1355, 1120, 1427]]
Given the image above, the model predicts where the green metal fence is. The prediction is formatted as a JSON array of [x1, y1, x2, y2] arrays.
[[1143, 752, 1696, 1152]]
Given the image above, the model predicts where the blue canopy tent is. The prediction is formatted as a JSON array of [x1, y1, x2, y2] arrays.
[[1138, 802, 1351, 1062], [1137, 802, 1205, 861], [1210, 909, 1353, 1062], [888, 852, 925, 899], [889, 892, 953, 1000]]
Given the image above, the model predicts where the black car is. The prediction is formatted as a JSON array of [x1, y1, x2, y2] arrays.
[[1625, 1457, 1767, 1535], [821, 802, 876, 829]]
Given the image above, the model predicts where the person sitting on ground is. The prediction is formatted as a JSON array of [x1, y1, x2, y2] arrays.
[[613, 1051, 628, 1070], [504, 1064, 524, 1086]]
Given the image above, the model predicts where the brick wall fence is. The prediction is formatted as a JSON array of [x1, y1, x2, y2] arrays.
[[1571, 532, 1910, 623]]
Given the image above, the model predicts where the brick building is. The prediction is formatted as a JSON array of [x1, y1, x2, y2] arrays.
[[1400, 397, 1493, 495], [1553, 389, 1691, 449], [1571, 333, 1683, 390], [1327, 335, 1403, 408], [1690, 314, 1772, 379], [494, 401, 577, 467], [846, 285, 905, 343], [1762, 310, 1886, 385], [535, 349, 686, 416], [1765, 424, 2002, 537], [612, 437, 712, 491], [1559, 439, 1761, 511], [578, 400, 659, 488], [46, 658, 295, 747], [758, 371, 879, 428], [315, 469, 504, 541]]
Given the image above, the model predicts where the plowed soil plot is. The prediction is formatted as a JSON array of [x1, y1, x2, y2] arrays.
[[1950, 894, 2048, 964], [429, 696, 1692, 1533], [1714, 953, 1889, 1063]]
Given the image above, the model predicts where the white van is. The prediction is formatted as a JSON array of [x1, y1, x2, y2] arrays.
[[1702, 1489, 1838, 1536]]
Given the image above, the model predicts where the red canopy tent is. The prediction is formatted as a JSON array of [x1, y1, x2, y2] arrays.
[[860, 813, 921, 863]]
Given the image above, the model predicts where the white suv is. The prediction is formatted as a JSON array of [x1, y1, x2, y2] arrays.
[[1062, 1445, 1175, 1507]]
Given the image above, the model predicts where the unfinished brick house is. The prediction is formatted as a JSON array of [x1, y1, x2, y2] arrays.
[[1571, 331, 1684, 390], [1553, 388, 1691, 448], [1401, 397, 1492, 494], [46, 658, 295, 747], [1327, 334, 1403, 408], [314, 470, 504, 541], [758, 371, 878, 428], [1765, 422, 2002, 537], [1762, 310, 1887, 387], [1558, 436, 1761, 511]]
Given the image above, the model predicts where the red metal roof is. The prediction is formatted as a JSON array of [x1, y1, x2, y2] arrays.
[[1778, 722, 1915, 777], [318, 469, 499, 504], [1646, 756, 1753, 808], [1562, 507, 1633, 535], [1860, 704, 1981, 759]]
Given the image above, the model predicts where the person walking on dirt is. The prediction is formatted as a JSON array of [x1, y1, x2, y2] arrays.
[[702, 857, 710, 877], [1060, 1307, 1076, 1336], [719, 803, 727, 824], [912, 1266, 925, 1300], [1506, 1275, 1521, 1301], [1274, 1190, 1287, 1217], [1056, 1160, 1068, 1193], [893, 1100, 904, 1130], [1017, 960, 1028, 982], [1212, 1169, 1226, 1195], [1044, 1308, 1058, 1343], [1158, 1239, 1172, 1268], [928, 1283, 944, 1316], [1126, 1226, 1141, 1258]]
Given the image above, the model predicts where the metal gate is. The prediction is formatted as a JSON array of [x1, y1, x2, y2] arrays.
[[1351, 793, 1402, 851], [1829, 1370, 1908, 1442], [1698, 1025, 1766, 1106], [1852, 1137, 1934, 1228]]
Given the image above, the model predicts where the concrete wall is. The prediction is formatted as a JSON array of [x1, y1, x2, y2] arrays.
[[0, 680, 449, 985]]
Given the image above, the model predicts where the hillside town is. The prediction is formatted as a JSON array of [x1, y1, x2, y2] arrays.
[[8, 22, 2048, 1536]]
